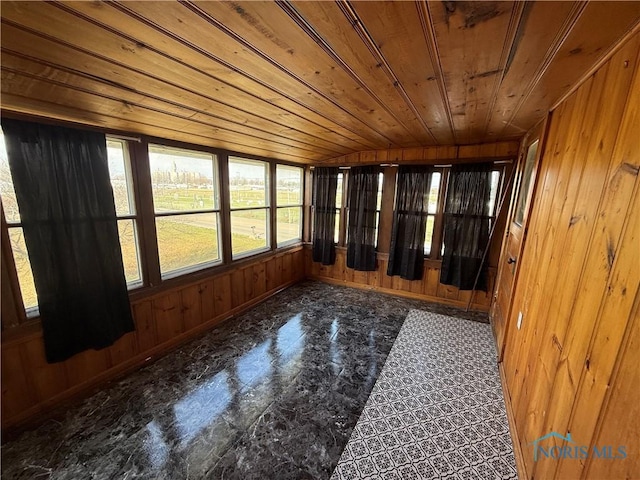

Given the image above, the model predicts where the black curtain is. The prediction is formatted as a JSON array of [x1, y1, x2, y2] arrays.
[[440, 162, 493, 291], [3, 119, 134, 363], [387, 166, 433, 281], [346, 166, 379, 271], [312, 167, 338, 265]]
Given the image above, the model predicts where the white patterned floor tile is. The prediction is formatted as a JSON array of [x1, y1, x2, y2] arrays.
[[330, 310, 518, 480]]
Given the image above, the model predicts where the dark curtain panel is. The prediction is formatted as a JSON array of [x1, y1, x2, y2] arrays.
[[387, 166, 433, 281], [3, 119, 134, 363], [346, 166, 379, 271], [312, 167, 338, 265], [440, 162, 493, 291]]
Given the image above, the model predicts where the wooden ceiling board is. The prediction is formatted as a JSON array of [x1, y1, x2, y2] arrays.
[[0, 27, 343, 158], [497, 0, 640, 138], [1, 69, 318, 161], [427, 1, 517, 145], [189, 0, 421, 146], [108, 1, 399, 145], [346, 1, 455, 145], [1, 1, 638, 163], [2, 92, 308, 162], [282, 0, 437, 144], [484, 1, 582, 139], [2, 0, 374, 155], [0, 2, 355, 160], [64, 0, 387, 152]]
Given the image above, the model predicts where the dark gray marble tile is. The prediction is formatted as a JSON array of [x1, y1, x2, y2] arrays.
[[1, 281, 488, 479]]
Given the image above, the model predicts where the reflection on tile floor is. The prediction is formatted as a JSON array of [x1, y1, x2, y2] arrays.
[[1, 281, 489, 480], [331, 310, 517, 480]]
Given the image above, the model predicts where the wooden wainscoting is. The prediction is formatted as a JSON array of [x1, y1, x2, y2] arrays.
[[305, 246, 494, 312], [500, 30, 640, 479], [1, 247, 305, 431]]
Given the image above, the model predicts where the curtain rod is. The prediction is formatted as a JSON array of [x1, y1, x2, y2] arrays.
[[311, 159, 513, 169], [434, 159, 513, 168]]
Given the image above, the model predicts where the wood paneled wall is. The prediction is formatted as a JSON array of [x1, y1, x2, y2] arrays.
[[305, 248, 495, 312], [1, 247, 305, 431], [318, 141, 519, 166], [499, 31, 640, 479]]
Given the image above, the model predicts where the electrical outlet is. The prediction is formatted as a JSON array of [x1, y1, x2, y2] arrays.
[[517, 312, 523, 330]]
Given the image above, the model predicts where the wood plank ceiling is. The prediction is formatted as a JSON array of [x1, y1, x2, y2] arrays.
[[1, 1, 639, 163]]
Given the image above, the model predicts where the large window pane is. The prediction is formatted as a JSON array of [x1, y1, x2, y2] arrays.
[[0, 131, 20, 223], [515, 141, 538, 225], [149, 145, 218, 213], [9, 228, 37, 310], [424, 216, 436, 255], [277, 207, 301, 245], [231, 209, 268, 257], [336, 173, 343, 209], [334, 210, 340, 244], [376, 172, 384, 211], [276, 165, 302, 246], [428, 172, 441, 214], [107, 140, 135, 216], [117, 219, 141, 285], [156, 213, 220, 275], [489, 170, 501, 216], [276, 165, 302, 206], [229, 157, 268, 209]]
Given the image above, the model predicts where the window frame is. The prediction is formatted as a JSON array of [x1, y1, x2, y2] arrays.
[[275, 164, 304, 247], [148, 143, 223, 279], [228, 155, 271, 260], [334, 171, 346, 246], [107, 137, 144, 289], [426, 164, 506, 260]]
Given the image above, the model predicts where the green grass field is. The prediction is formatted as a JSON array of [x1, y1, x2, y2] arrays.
[[150, 187, 301, 212], [12, 221, 269, 310], [11, 186, 302, 310]]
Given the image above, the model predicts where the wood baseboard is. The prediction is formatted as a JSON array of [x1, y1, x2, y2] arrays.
[[499, 361, 528, 479], [307, 275, 491, 313]]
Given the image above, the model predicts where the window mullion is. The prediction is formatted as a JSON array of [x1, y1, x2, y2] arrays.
[[219, 152, 233, 265], [269, 161, 277, 251]]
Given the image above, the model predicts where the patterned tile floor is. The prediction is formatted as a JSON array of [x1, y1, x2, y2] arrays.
[[331, 310, 518, 480]]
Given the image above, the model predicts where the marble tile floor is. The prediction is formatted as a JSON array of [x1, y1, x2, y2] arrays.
[[1, 281, 489, 480]]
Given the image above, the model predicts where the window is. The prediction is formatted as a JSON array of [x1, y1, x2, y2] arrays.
[[424, 171, 442, 256], [276, 164, 303, 246], [149, 144, 221, 277], [515, 140, 538, 226], [334, 172, 344, 244], [423, 165, 503, 259], [229, 156, 269, 258], [107, 138, 142, 287], [0, 132, 37, 313], [0, 133, 143, 314]]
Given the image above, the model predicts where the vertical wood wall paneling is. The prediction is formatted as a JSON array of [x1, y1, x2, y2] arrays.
[[153, 291, 184, 344], [1, 247, 305, 431], [500, 32, 640, 479]]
